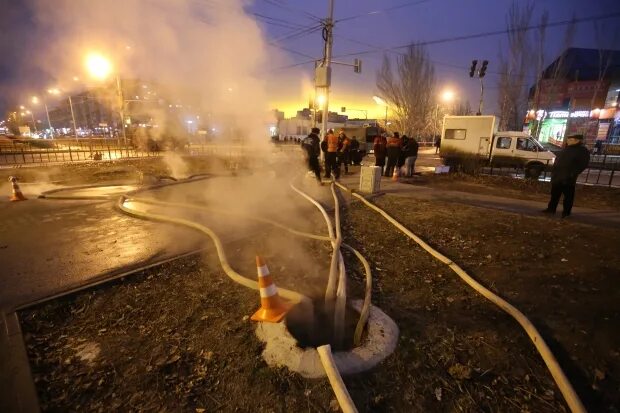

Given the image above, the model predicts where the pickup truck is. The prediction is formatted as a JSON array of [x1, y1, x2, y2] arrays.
[[440, 115, 555, 179]]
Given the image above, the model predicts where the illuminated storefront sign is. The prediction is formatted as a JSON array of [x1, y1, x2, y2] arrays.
[[547, 110, 590, 119]]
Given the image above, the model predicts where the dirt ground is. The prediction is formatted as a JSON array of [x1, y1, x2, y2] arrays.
[[405, 172, 620, 211], [11, 154, 619, 412], [19, 181, 620, 412]]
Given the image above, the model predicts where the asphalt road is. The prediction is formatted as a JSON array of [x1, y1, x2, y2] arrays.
[[0, 197, 205, 311]]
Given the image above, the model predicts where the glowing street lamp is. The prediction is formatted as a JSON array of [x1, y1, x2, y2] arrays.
[[85, 52, 112, 80], [373, 95, 388, 127], [84, 51, 126, 143], [441, 89, 455, 103]]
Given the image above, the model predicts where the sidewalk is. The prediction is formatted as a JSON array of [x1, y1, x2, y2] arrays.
[[337, 173, 620, 229]]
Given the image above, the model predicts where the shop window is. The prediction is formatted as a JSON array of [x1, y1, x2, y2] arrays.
[[445, 129, 466, 140], [496, 137, 512, 149]]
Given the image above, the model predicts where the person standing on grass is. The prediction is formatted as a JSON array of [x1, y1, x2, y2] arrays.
[[403, 136, 419, 177], [542, 134, 590, 218], [301, 127, 322, 184], [385, 132, 402, 177]]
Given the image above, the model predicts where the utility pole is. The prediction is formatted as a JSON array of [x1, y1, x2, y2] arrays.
[[44, 103, 54, 138], [68, 96, 79, 143], [470, 59, 488, 115], [478, 77, 484, 116], [116, 76, 127, 145], [320, 0, 334, 138]]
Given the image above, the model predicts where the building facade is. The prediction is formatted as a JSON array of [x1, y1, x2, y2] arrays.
[[526, 48, 620, 148]]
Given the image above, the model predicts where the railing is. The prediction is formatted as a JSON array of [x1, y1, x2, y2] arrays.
[[482, 157, 620, 188], [0, 138, 300, 167]]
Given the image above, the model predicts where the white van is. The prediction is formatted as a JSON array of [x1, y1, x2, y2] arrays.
[[440, 115, 555, 178]]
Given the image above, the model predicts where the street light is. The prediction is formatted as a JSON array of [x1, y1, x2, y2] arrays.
[[85, 53, 112, 80], [373, 95, 388, 128], [84, 52, 126, 143], [32, 96, 54, 138], [25, 110, 37, 132], [47, 88, 78, 142], [441, 89, 455, 103]]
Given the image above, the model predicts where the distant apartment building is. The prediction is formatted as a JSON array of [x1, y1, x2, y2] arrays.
[[47, 79, 174, 136], [526, 48, 620, 147]]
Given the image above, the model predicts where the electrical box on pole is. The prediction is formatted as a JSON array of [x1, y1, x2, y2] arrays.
[[315, 66, 331, 88]]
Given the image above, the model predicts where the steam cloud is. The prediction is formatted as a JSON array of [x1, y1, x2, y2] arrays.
[[29, 0, 285, 148]]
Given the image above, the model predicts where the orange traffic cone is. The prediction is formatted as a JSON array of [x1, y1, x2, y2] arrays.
[[391, 167, 399, 182], [8, 176, 27, 202], [251, 256, 291, 323]]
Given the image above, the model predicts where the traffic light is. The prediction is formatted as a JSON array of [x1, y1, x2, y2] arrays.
[[354, 58, 362, 74], [479, 60, 488, 78], [469, 60, 478, 77]]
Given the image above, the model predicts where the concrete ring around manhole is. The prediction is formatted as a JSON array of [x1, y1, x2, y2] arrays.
[[255, 300, 399, 378]]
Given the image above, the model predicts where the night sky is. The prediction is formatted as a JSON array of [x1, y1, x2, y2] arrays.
[[1, 0, 619, 119]]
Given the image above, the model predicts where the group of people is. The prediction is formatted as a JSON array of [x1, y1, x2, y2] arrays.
[[301, 128, 361, 183], [372, 132, 419, 177]]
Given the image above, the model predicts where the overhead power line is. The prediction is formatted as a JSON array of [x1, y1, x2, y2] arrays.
[[336, 0, 432, 23], [334, 11, 620, 58], [258, 0, 324, 23], [252, 12, 311, 30], [272, 23, 323, 43]]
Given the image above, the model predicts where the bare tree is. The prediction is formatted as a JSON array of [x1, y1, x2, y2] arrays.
[[376, 44, 435, 136], [497, 1, 534, 131], [453, 100, 473, 116]]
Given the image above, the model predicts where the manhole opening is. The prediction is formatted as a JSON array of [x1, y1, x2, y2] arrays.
[[286, 300, 358, 352]]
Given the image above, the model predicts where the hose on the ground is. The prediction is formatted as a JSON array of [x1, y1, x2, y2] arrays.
[[334, 181, 586, 413], [331, 182, 347, 348], [289, 178, 372, 346], [317, 345, 359, 413], [128, 194, 372, 345], [116, 195, 310, 306]]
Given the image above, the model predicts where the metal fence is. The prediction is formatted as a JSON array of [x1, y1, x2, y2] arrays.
[[481, 155, 620, 188], [0, 138, 300, 167]]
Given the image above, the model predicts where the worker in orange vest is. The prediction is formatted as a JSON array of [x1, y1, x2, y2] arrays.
[[385, 132, 402, 177], [321, 129, 342, 179]]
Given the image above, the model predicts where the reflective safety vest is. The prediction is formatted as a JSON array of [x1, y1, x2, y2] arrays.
[[326, 133, 339, 152], [387, 136, 402, 148]]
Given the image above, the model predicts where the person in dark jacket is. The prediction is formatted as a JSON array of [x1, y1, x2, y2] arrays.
[[338, 130, 351, 174], [301, 127, 322, 184], [403, 136, 419, 177], [542, 134, 590, 218], [349, 136, 361, 165], [434, 135, 441, 154], [398, 135, 409, 172], [384, 132, 402, 177], [373, 134, 387, 174]]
